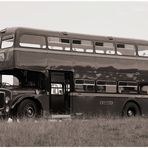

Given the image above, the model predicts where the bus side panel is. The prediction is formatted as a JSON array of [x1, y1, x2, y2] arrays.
[[36, 94, 50, 116], [14, 48, 48, 69], [94, 55, 138, 81], [0, 48, 14, 69], [134, 98, 148, 116], [71, 93, 126, 116]]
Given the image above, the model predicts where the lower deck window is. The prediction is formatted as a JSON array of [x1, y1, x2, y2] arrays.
[[75, 79, 95, 92], [118, 81, 138, 94], [75, 79, 140, 94], [96, 81, 116, 93]]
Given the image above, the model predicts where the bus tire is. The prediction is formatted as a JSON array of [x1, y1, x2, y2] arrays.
[[122, 102, 140, 117], [17, 99, 38, 119]]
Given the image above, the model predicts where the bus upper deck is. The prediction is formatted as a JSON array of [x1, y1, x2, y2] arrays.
[[0, 27, 148, 82]]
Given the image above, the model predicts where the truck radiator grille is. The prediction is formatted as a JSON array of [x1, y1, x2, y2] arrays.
[[0, 93, 5, 108]]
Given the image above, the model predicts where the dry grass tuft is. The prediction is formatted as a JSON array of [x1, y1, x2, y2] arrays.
[[0, 117, 148, 146]]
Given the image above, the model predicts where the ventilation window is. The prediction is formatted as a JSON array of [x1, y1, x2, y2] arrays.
[[117, 44, 125, 48], [73, 40, 81, 44], [61, 39, 70, 44], [95, 42, 103, 46]]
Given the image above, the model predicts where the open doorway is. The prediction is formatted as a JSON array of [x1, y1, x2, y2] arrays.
[[49, 70, 73, 114]]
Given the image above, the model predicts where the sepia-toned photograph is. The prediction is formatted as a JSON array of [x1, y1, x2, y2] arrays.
[[0, 0, 148, 146]]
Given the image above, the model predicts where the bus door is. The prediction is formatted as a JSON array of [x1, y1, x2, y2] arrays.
[[49, 71, 73, 114]]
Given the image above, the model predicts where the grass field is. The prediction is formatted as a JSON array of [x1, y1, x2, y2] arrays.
[[0, 117, 148, 146]]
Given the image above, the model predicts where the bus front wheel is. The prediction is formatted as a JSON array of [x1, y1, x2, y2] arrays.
[[123, 102, 141, 117], [17, 99, 38, 119]]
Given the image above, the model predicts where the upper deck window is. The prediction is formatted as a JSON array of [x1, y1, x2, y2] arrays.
[[1, 35, 14, 49], [138, 45, 148, 57], [95, 41, 115, 55], [19, 35, 46, 49], [48, 37, 70, 51], [72, 40, 93, 53], [116, 43, 136, 56]]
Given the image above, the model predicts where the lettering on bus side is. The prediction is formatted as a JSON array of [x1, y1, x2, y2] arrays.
[[100, 101, 113, 105]]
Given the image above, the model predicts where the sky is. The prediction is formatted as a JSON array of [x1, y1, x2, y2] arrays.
[[0, 1, 148, 84], [0, 1, 148, 40]]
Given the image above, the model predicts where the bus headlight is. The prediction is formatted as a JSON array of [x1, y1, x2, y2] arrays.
[[5, 96, 10, 104], [5, 106, 10, 112]]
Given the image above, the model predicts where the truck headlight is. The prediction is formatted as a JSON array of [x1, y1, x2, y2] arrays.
[[5, 96, 10, 104]]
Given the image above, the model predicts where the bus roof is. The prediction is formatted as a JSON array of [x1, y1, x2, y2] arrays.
[[1, 27, 148, 45]]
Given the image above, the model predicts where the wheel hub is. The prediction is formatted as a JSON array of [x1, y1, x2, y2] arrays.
[[127, 109, 135, 117], [25, 106, 34, 117]]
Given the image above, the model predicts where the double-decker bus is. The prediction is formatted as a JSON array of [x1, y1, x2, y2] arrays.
[[0, 27, 148, 118]]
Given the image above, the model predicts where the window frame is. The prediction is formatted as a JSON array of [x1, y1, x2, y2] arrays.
[[1, 34, 14, 49], [96, 80, 117, 93], [48, 36, 71, 51], [116, 42, 137, 57], [94, 40, 115, 55], [72, 38, 94, 53], [118, 81, 138, 94], [19, 34, 47, 49], [137, 44, 148, 58], [75, 79, 95, 92], [51, 83, 64, 95]]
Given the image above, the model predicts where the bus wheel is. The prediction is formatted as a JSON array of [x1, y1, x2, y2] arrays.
[[123, 102, 140, 117], [17, 99, 38, 118]]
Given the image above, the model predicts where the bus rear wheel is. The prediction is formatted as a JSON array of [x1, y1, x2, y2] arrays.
[[17, 99, 38, 119], [123, 102, 140, 117]]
